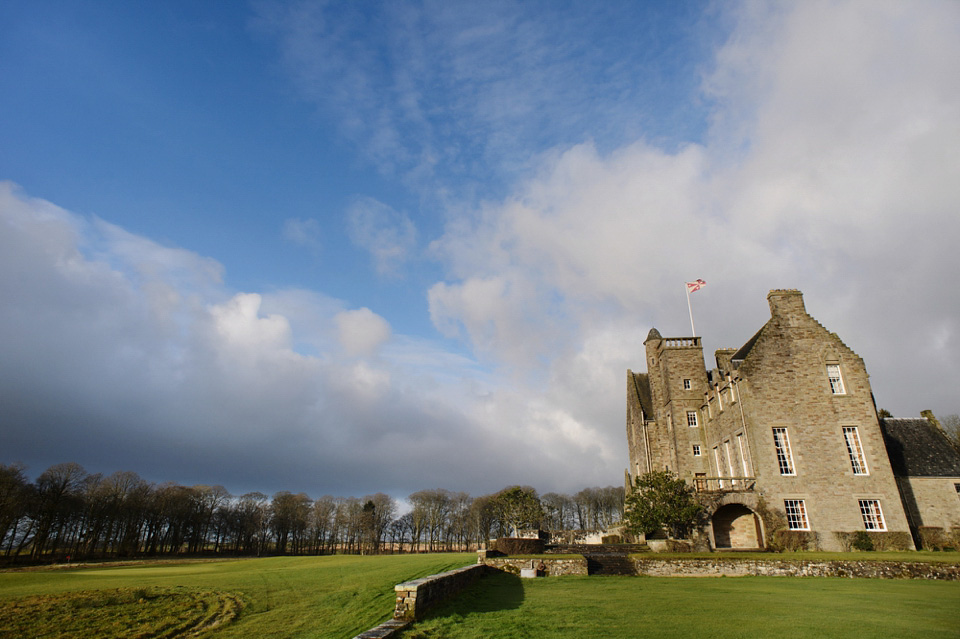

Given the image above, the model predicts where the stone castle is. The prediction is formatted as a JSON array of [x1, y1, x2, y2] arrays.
[[626, 289, 960, 551]]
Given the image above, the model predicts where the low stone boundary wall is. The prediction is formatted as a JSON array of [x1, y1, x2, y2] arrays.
[[394, 564, 493, 621], [483, 556, 588, 576], [355, 564, 493, 639], [352, 618, 410, 639], [632, 558, 960, 580]]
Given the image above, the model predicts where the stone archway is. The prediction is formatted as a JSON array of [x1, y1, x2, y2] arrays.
[[712, 504, 762, 549]]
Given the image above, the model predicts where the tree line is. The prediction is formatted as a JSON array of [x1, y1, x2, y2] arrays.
[[0, 462, 623, 563]]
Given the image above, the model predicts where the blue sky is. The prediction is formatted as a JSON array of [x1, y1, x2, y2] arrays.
[[2, 0, 958, 498], [0, 0, 715, 328]]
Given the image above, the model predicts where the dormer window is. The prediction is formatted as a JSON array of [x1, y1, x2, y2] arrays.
[[827, 364, 846, 394]]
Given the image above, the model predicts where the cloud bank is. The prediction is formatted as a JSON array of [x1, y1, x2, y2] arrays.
[[0, 181, 611, 495], [2, 1, 958, 499]]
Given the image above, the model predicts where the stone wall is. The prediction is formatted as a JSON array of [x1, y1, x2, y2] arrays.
[[632, 557, 960, 580], [482, 556, 588, 576], [896, 476, 960, 530], [727, 291, 914, 550], [631, 290, 917, 552], [393, 564, 493, 621]]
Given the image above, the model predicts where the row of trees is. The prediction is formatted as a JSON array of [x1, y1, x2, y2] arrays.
[[0, 462, 623, 562]]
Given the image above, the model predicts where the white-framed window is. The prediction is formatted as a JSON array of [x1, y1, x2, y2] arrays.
[[714, 447, 724, 489], [784, 499, 809, 530], [724, 440, 736, 487], [683, 378, 692, 390], [858, 499, 885, 531], [843, 427, 869, 475], [737, 433, 750, 477], [687, 411, 699, 427], [772, 428, 796, 475], [827, 364, 845, 394], [693, 445, 702, 457]]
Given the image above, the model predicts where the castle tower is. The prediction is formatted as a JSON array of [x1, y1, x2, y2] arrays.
[[626, 329, 710, 485]]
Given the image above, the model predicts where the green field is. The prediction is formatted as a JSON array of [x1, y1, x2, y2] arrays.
[[2, 555, 958, 639], [401, 571, 960, 639], [0, 554, 474, 638]]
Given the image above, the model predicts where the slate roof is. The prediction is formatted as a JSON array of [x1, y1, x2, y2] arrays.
[[631, 372, 654, 420], [880, 418, 960, 477], [730, 325, 766, 367]]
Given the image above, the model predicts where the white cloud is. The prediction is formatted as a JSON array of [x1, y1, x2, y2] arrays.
[[210, 293, 294, 354], [252, 0, 709, 194], [3, 0, 958, 502], [429, 0, 960, 424], [335, 307, 391, 358], [0, 180, 622, 495], [346, 196, 417, 275], [282, 217, 323, 253]]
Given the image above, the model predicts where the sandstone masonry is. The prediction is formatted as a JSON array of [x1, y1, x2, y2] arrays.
[[631, 557, 960, 579], [627, 289, 960, 551]]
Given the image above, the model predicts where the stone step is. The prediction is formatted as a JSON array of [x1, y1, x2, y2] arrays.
[[584, 555, 636, 576]]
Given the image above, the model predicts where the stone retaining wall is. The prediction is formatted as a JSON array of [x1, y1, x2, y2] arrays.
[[632, 558, 960, 580], [393, 564, 493, 621], [483, 557, 588, 576]]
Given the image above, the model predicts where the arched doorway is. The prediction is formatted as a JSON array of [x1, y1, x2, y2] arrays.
[[712, 504, 762, 549]]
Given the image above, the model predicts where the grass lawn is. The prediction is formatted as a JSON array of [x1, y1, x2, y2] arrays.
[[0, 553, 474, 638], [400, 571, 960, 639]]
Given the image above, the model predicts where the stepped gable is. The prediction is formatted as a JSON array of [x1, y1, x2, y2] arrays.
[[731, 289, 861, 369], [880, 417, 960, 477]]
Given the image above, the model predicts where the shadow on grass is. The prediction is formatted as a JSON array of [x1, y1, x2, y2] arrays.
[[421, 570, 524, 621]]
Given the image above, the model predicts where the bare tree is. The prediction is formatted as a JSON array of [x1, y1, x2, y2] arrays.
[[541, 492, 575, 531], [234, 492, 269, 555], [467, 494, 497, 546], [409, 489, 452, 551], [447, 492, 472, 551], [271, 492, 312, 554], [388, 514, 412, 553], [310, 495, 337, 554], [361, 493, 396, 554], [573, 488, 595, 530], [31, 463, 87, 559], [0, 464, 31, 557]]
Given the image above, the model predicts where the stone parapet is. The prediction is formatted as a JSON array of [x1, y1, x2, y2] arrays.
[[632, 558, 960, 579], [393, 564, 492, 620], [352, 618, 410, 639], [483, 556, 588, 576]]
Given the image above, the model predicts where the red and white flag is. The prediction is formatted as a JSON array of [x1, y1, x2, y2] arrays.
[[686, 279, 706, 293]]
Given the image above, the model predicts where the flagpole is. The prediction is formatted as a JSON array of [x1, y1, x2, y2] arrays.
[[686, 284, 696, 337]]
